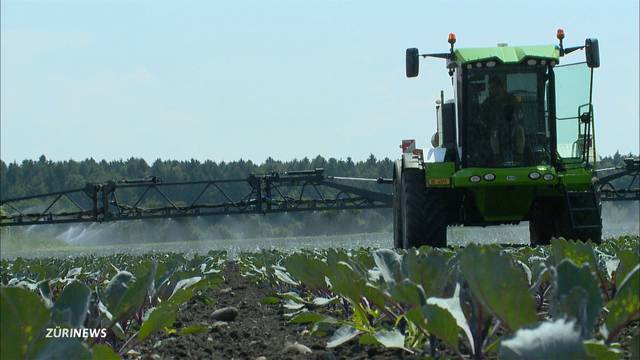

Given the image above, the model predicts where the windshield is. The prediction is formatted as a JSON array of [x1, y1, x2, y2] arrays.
[[463, 65, 550, 168]]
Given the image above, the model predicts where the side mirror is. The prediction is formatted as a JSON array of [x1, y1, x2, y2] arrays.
[[406, 48, 419, 78], [585, 38, 600, 68], [431, 132, 439, 148]]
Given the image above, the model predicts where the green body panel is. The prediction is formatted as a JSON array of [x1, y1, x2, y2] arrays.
[[452, 166, 558, 187], [558, 167, 593, 191], [453, 166, 558, 221], [454, 45, 560, 65], [426, 165, 593, 222], [471, 187, 536, 221], [424, 162, 456, 187]]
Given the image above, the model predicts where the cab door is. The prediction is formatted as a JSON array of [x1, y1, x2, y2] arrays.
[[553, 62, 595, 164]]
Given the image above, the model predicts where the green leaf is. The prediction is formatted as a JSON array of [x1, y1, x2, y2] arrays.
[[583, 340, 622, 360], [260, 296, 279, 305], [170, 276, 202, 298], [515, 260, 533, 285], [423, 304, 459, 349], [401, 249, 449, 298], [168, 276, 205, 305], [284, 253, 329, 290], [137, 303, 178, 342], [549, 238, 599, 271], [272, 267, 299, 286], [283, 299, 306, 310], [96, 304, 125, 340], [111, 262, 156, 322], [631, 330, 639, 360], [310, 317, 338, 337], [460, 244, 537, 331], [358, 333, 378, 345], [426, 284, 474, 354], [499, 319, 587, 360], [37, 280, 53, 308], [311, 296, 338, 306], [326, 325, 362, 348], [288, 311, 328, 324], [179, 325, 209, 335], [1, 287, 50, 360], [34, 338, 91, 360], [66, 267, 82, 278], [406, 303, 459, 350], [91, 344, 120, 360], [373, 249, 403, 287], [278, 291, 305, 304], [602, 264, 640, 341], [529, 263, 550, 295], [374, 328, 406, 350], [52, 280, 91, 328], [552, 259, 603, 337], [104, 271, 134, 311], [362, 284, 386, 309], [613, 249, 639, 288], [325, 249, 351, 270], [327, 262, 365, 303], [389, 279, 426, 307]]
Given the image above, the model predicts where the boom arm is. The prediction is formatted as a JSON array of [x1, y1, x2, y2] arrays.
[[595, 158, 640, 202], [0, 169, 393, 227]]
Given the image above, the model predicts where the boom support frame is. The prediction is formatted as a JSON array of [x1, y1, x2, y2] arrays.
[[1, 161, 637, 228], [0, 169, 393, 227]]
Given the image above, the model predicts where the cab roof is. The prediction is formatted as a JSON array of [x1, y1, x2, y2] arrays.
[[453, 44, 560, 65]]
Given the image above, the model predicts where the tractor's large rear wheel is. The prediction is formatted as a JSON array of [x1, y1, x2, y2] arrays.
[[399, 168, 447, 248]]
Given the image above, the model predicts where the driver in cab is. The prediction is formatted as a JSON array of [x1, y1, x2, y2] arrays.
[[479, 76, 526, 165]]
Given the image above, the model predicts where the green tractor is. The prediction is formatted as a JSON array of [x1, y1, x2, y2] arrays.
[[394, 30, 602, 248]]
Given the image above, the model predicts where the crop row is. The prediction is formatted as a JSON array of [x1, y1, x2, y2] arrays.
[[238, 236, 640, 359], [1, 251, 226, 359]]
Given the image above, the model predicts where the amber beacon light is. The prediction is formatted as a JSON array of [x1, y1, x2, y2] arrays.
[[448, 32, 456, 45]]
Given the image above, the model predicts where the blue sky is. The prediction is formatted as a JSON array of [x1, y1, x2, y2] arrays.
[[1, 0, 638, 163]]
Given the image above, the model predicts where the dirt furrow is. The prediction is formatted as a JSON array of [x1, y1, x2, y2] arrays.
[[132, 263, 408, 360]]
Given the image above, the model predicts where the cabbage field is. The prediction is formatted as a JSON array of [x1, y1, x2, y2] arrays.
[[1, 236, 639, 359]]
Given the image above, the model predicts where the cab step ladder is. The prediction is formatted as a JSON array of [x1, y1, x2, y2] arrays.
[[563, 187, 602, 230]]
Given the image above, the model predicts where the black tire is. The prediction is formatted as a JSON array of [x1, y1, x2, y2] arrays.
[[400, 168, 447, 248], [392, 164, 403, 249], [529, 199, 557, 246], [421, 189, 448, 247]]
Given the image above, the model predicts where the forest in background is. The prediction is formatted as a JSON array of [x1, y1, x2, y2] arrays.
[[1, 152, 636, 198], [0, 155, 393, 199]]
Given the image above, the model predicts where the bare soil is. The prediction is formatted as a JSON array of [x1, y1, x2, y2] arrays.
[[132, 263, 413, 360]]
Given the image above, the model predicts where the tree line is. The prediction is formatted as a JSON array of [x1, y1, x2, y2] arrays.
[[2, 152, 635, 199], [0, 154, 393, 199]]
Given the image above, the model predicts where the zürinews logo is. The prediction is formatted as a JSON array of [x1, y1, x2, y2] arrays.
[[45, 327, 108, 339]]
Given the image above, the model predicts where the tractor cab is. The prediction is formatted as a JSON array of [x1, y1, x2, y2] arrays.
[[395, 31, 603, 249], [460, 51, 554, 168], [406, 31, 600, 171]]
